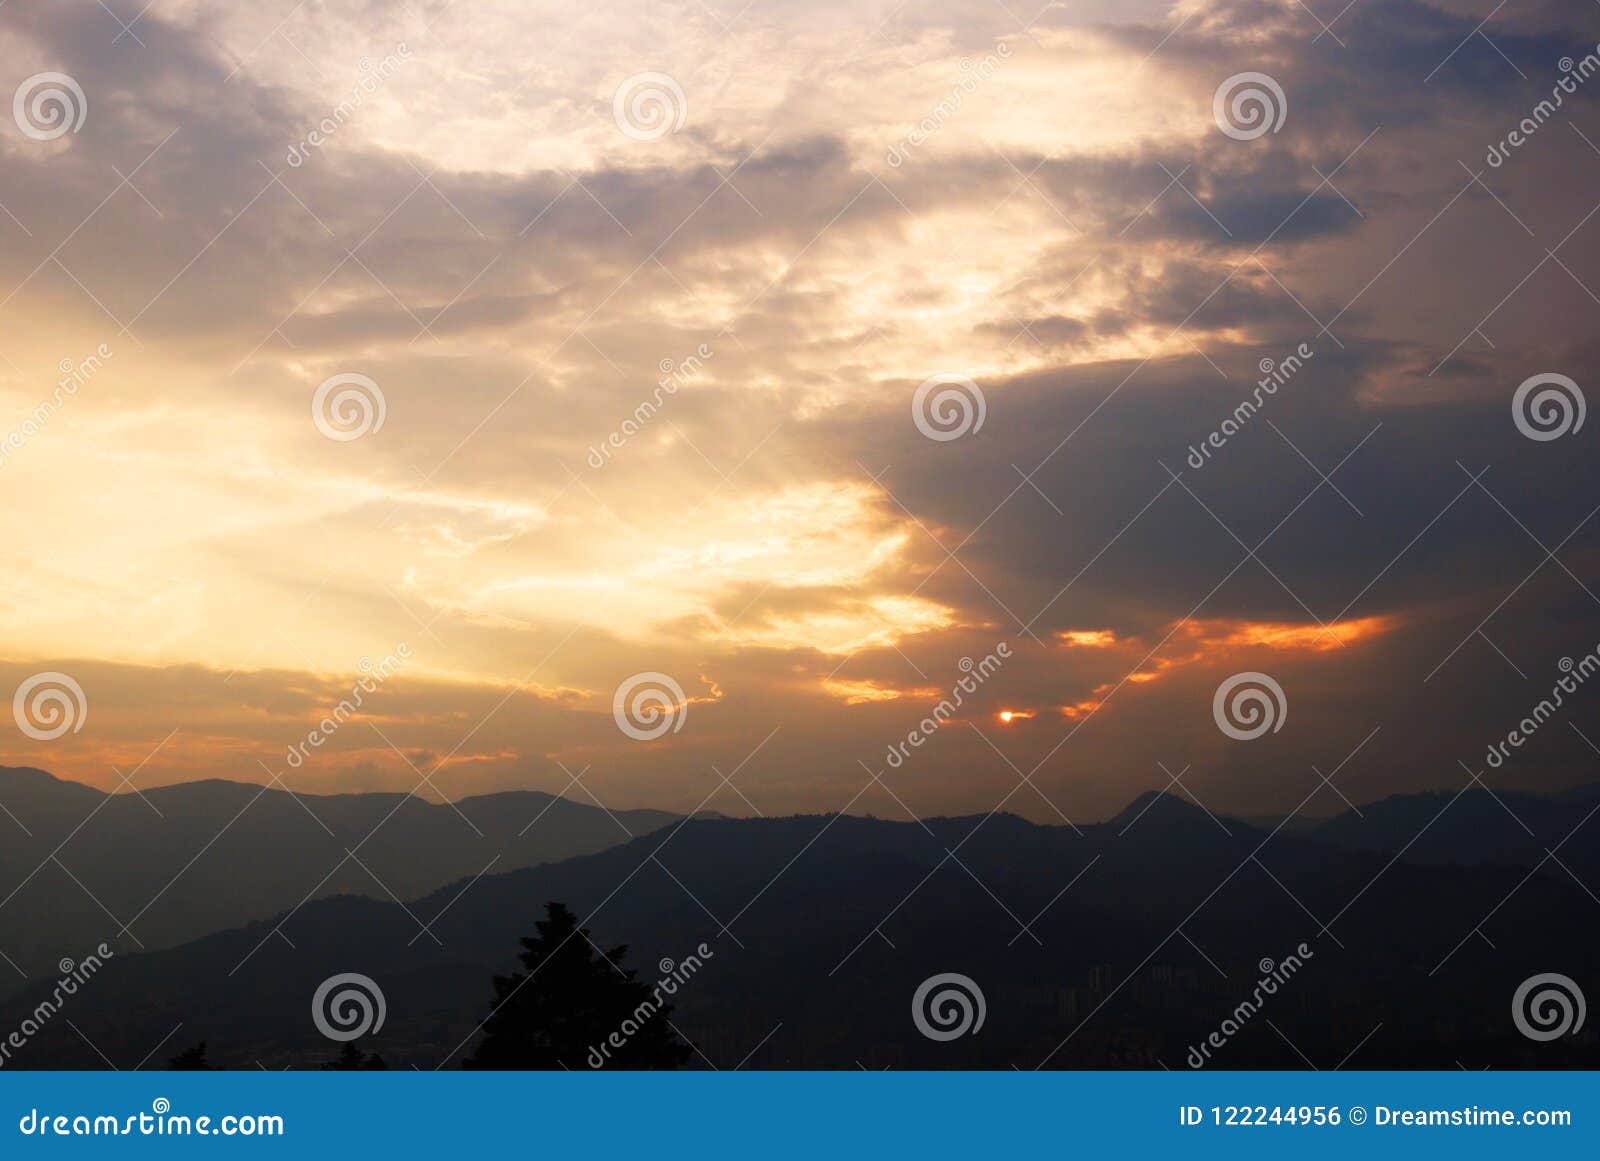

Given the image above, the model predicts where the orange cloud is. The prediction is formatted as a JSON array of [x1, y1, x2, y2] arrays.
[[1057, 629, 1119, 648], [1179, 614, 1399, 652], [1054, 613, 1403, 719], [821, 677, 939, 705]]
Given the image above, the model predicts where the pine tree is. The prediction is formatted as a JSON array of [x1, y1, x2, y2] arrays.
[[168, 1041, 214, 1070], [322, 1042, 387, 1070], [463, 901, 690, 1069]]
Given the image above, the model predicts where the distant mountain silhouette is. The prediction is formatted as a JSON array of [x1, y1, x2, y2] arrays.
[[1109, 789, 1229, 834], [6, 783, 1595, 1070], [1312, 784, 1600, 877], [0, 765, 682, 992]]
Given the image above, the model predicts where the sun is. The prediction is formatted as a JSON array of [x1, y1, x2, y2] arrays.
[[998, 710, 1034, 724], [1000, 711, 1015, 723]]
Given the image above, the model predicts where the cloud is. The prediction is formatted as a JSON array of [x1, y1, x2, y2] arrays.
[[2, 0, 1599, 820]]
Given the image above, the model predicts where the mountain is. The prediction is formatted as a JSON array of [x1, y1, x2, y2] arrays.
[[1311, 784, 1600, 876], [0, 766, 679, 991], [7, 789, 1596, 1070]]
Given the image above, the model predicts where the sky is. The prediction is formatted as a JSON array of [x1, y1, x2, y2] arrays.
[[1, 0, 1598, 822]]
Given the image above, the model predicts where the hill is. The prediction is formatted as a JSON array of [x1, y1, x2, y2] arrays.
[[0, 765, 678, 991]]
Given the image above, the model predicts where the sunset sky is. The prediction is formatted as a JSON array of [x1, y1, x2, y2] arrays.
[[2, 0, 1598, 821]]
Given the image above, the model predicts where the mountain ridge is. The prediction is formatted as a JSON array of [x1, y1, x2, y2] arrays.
[[0, 764, 687, 990], [5, 786, 1596, 1069]]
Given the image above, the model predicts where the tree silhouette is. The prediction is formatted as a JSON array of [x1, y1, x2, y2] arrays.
[[464, 901, 691, 1069], [322, 1042, 387, 1070], [168, 1041, 214, 1070]]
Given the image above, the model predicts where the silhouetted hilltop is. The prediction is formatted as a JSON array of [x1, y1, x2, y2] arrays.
[[1108, 790, 1227, 833]]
